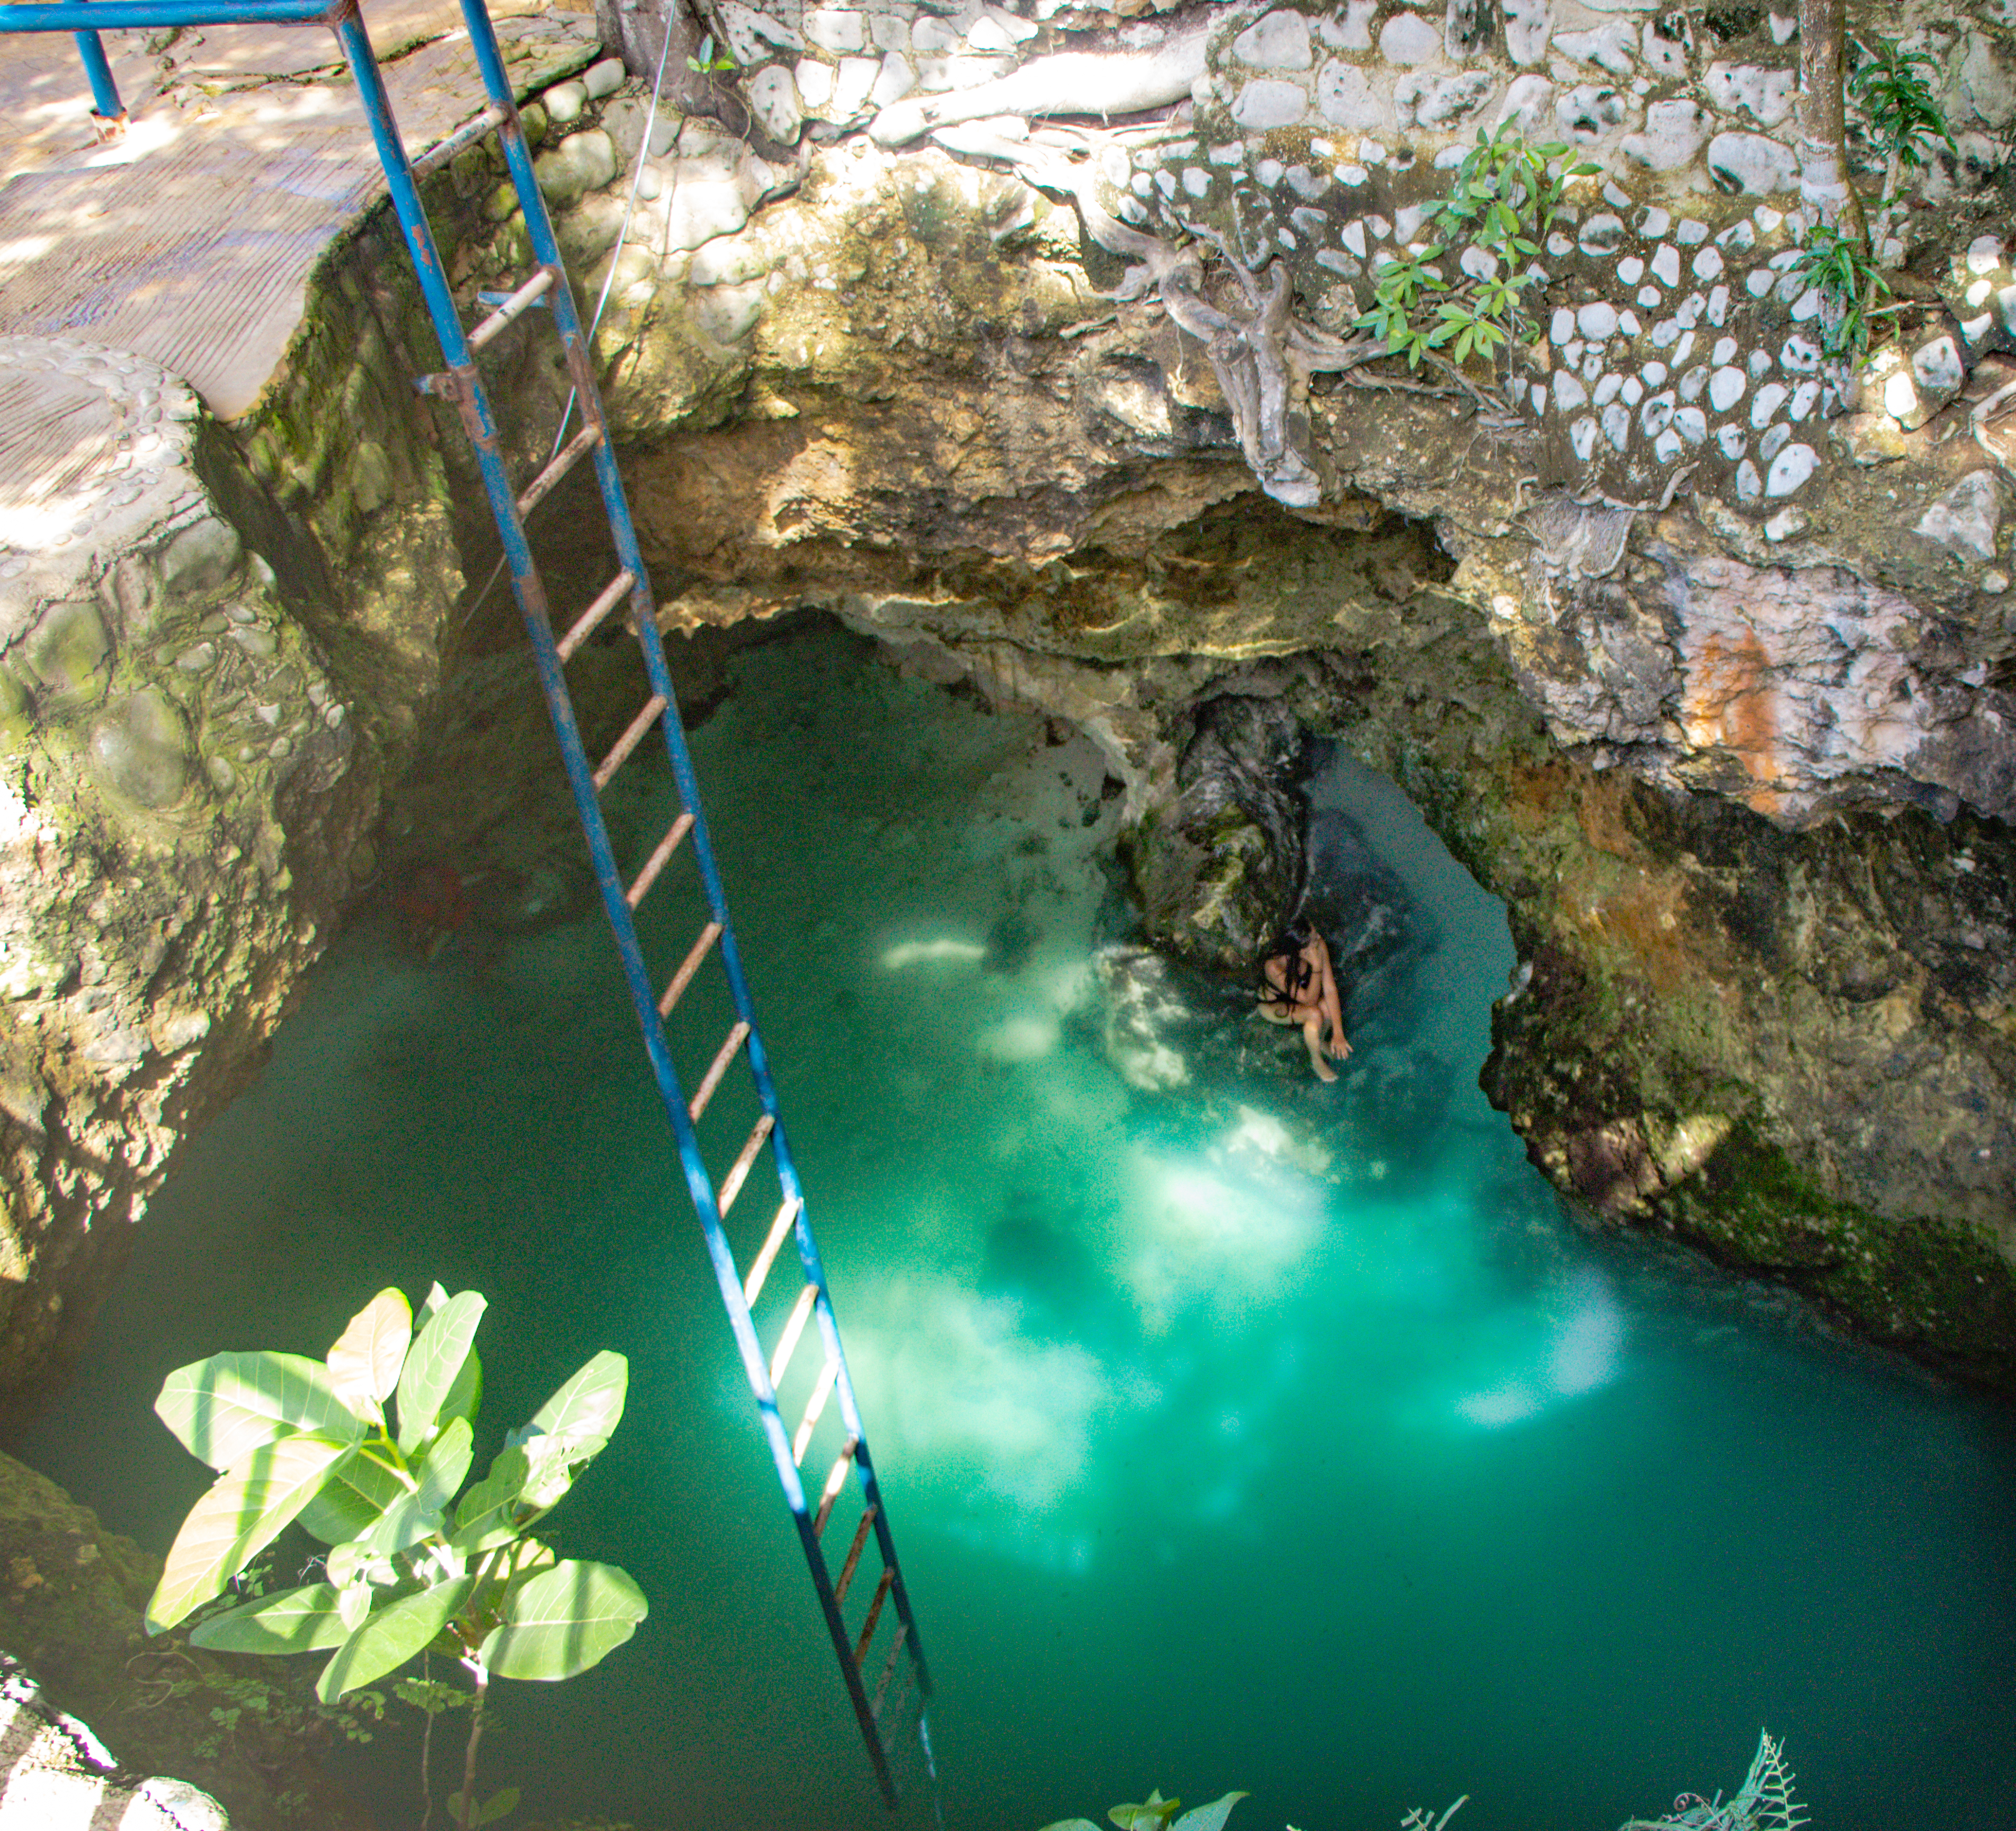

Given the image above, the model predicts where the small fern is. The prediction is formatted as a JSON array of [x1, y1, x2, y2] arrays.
[[1619, 1731, 1810, 1831]]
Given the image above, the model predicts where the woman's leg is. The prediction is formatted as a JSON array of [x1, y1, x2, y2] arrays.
[[1302, 1011, 1337, 1081]]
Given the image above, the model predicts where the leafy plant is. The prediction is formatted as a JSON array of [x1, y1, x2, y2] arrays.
[[1849, 35, 1956, 193], [686, 31, 736, 75], [1401, 1801, 1468, 1830], [1620, 1731, 1809, 1831], [1041, 1789, 1248, 1831], [1357, 126, 1599, 371], [1783, 218, 1895, 359], [146, 1284, 646, 1831]]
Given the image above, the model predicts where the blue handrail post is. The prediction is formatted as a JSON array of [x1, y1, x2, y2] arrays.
[[73, 24, 128, 138]]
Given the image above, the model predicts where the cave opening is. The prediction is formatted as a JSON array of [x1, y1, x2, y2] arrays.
[[8, 615, 2015, 1831]]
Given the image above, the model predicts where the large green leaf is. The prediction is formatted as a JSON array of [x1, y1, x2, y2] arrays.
[[362, 1418, 474, 1559], [189, 1583, 347, 1655], [1172, 1796, 1249, 1831], [147, 1433, 355, 1633], [296, 1445, 410, 1545], [155, 1353, 365, 1473], [449, 1445, 530, 1553], [524, 1351, 627, 1453], [395, 1292, 486, 1455], [478, 1559, 646, 1681], [316, 1576, 476, 1703], [326, 1288, 412, 1417]]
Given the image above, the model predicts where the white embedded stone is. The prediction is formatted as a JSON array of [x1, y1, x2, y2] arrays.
[[1750, 348, 1773, 378], [1503, 0, 1551, 65], [1676, 218, 1709, 245], [1692, 245, 1725, 280], [1709, 366, 1746, 411], [1750, 379, 1788, 426], [583, 57, 626, 100], [1912, 335, 1965, 396], [542, 80, 588, 125], [1704, 61, 1795, 127], [1712, 336, 1738, 365], [1549, 230, 1576, 257], [1790, 287, 1822, 322], [1651, 244, 1681, 287], [717, 2, 805, 64], [1184, 166, 1212, 198], [1413, 70, 1495, 128], [1883, 366, 1921, 423], [1621, 376, 1643, 405], [802, 8, 867, 54], [1675, 290, 1706, 328], [794, 57, 836, 106], [1235, 11, 1314, 69], [1915, 470, 2005, 561], [1707, 285, 1730, 326], [1619, 255, 1645, 284], [1323, 0, 1379, 50], [1379, 13, 1443, 63], [1984, 571, 2010, 593], [1736, 458, 1763, 499], [1764, 506, 1807, 540], [1555, 371, 1590, 411], [1715, 220, 1757, 256], [1639, 390, 1675, 435], [1556, 83, 1626, 142], [745, 66, 804, 143], [1654, 427, 1686, 462], [1550, 306, 1576, 344], [1718, 424, 1747, 458], [1619, 308, 1641, 335], [1582, 346, 1605, 384], [1602, 401, 1630, 449], [1747, 268, 1774, 298], [1967, 234, 2006, 275], [1577, 214, 1626, 256], [1760, 422, 1791, 460], [1638, 285, 1662, 308], [1235, 79, 1309, 129], [1459, 244, 1500, 280], [1577, 300, 1619, 339], [1571, 414, 1599, 461], [1674, 405, 1708, 443], [1770, 12, 1796, 44], [870, 53, 917, 108], [1765, 442, 1817, 495], [1594, 372, 1623, 406], [1707, 131, 1798, 194], [1644, 361, 1668, 386], [1640, 206, 1671, 237], [1672, 330, 1696, 367], [911, 15, 959, 54], [1622, 99, 1709, 171], [1555, 21, 1637, 74], [1316, 62, 1387, 131], [1679, 364, 1707, 402], [1640, 15, 1691, 76]]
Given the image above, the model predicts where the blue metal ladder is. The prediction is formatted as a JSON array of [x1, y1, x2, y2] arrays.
[[0, 0, 935, 1808]]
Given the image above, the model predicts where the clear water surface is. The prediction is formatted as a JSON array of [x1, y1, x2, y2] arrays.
[[14, 626, 2016, 1831]]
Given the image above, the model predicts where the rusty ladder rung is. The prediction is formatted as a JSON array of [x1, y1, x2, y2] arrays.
[[517, 420, 602, 520], [626, 812, 693, 910], [717, 1113, 776, 1219], [557, 568, 637, 665], [742, 1194, 804, 1308], [792, 1355, 840, 1467], [767, 1282, 819, 1390], [834, 1503, 879, 1606], [411, 103, 507, 179], [688, 1021, 750, 1125], [659, 920, 722, 1019], [468, 265, 554, 352], [593, 693, 668, 792], [812, 1435, 859, 1537], [853, 1568, 896, 1669], [870, 1622, 911, 1722]]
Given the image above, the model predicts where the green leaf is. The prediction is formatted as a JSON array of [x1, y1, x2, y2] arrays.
[[297, 1445, 411, 1544], [478, 1559, 647, 1680], [449, 1786, 522, 1828], [1110, 1797, 1181, 1831], [189, 1582, 348, 1655], [327, 1289, 412, 1417], [451, 1445, 531, 1552], [317, 1576, 476, 1703], [147, 1433, 356, 1633], [1037, 1822, 1104, 1831], [1172, 1795, 1250, 1831], [364, 1417, 475, 1558], [396, 1292, 487, 1455], [156, 1353, 365, 1473], [525, 1350, 628, 1453]]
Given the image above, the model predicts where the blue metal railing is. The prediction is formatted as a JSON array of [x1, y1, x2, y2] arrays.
[[2, 0, 936, 1810]]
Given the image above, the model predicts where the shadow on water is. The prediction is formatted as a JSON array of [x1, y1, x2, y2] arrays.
[[6, 625, 2015, 1831]]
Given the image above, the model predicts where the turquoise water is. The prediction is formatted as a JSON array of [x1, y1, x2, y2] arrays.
[[13, 626, 2016, 1831]]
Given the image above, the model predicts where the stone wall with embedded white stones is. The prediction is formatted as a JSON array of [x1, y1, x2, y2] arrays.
[[664, 0, 2015, 522]]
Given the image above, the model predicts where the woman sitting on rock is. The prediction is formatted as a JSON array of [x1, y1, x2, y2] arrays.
[[1257, 919, 1350, 1082]]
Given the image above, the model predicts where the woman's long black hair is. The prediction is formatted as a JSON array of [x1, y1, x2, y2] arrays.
[[1257, 915, 1315, 1009]]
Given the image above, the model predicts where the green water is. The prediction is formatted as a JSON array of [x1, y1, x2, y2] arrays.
[[14, 626, 2015, 1831]]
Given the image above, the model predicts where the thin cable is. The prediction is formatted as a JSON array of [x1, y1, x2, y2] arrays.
[[460, 19, 680, 625]]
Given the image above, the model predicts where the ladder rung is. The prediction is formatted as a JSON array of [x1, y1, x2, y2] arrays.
[[659, 920, 722, 1018], [834, 1504, 878, 1606], [557, 568, 637, 664], [792, 1356, 840, 1467], [767, 1282, 819, 1390], [853, 1567, 895, 1668], [593, 692, 668, 792], [411, 103, 507, 179], [813, 1436, 858, 1536], [871, 1621, 911, 1721], [468, 265, 555, 352], [626, 812, 692, 910], [518, 421, 603, 520], [688, 1020, 750, 1125], [717, 1113, 776, 1219], [743, 1195, 803, 1307]]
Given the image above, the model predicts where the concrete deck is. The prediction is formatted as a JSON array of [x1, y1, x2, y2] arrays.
[[0, 0, 601, 420]]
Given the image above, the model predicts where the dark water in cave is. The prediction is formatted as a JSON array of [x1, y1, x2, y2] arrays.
[[13, 625, 2016, 1831]]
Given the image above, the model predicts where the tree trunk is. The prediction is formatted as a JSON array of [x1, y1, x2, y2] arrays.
[[592, 0, 766, 146], [1794, 0, 1868, 241]]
